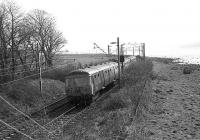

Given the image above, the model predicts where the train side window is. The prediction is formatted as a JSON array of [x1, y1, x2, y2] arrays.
[[94, 75, 96, 78], [98, 74, 99, 77]]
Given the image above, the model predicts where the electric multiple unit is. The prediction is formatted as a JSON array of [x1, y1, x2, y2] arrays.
[[65, 56, 136, 102]]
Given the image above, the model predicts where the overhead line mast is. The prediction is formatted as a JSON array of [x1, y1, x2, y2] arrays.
[[93, 43, 107, 54]]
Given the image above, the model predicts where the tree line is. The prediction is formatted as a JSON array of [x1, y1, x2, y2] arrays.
[[0, 1, 67, 82]]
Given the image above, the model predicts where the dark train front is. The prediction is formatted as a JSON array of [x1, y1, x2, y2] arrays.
[[65, 56, 136, 105]]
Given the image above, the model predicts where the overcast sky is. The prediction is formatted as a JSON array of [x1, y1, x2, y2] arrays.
[[12, 0, 200, 56]]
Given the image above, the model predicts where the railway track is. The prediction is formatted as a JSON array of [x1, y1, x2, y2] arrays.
[[0, 95, 77, 140], [39, 84, 118, 140], [0, 83, 118, 140]]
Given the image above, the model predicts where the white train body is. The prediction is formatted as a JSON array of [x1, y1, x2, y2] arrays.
[[65, 56, 136, 98]]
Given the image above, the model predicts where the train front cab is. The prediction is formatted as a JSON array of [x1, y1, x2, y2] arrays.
[[66, 74, 92, 94]]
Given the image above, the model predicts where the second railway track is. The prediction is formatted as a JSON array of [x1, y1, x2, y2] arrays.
[[0, 95, 77, 140], [0, 82, 118, 140]]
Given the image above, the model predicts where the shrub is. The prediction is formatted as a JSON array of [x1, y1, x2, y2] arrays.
[[183, 66, 192, 74], [2, 78, 65, 114]]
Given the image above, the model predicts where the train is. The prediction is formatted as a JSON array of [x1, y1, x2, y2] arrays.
[[65, 56, 136, 104]]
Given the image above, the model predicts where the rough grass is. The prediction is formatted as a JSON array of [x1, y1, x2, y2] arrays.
[[63, 59, 154, 140], [148, 57, 176, 64], [101, 93, 127, 111], [98, 60, 153, 139], [0, 79, 65, 115]]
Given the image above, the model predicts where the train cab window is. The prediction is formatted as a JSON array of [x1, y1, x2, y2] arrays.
[[94, 75, 96, 78], [68, 76, 89, 87]]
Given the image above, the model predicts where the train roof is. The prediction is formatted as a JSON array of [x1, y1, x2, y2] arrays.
[[67, 61, 118, 77]]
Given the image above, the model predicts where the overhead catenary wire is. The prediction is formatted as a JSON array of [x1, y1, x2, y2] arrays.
[[1, 54, 34, 62], [0, 57, 75, 72], [1, 50, 70, 64], [0, 62, 75, 86], [0, 62, 54, 77], [0, 61, 40, 71], [0, 72, 40, 86], [0, 119, 35, 140], [0, 68, 38, 77], [0, 60, 74, 77]]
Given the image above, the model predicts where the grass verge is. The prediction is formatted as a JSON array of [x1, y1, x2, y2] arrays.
[[62, 59, 154, 140]]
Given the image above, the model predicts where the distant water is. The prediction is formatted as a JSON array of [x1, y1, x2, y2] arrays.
[[149, 54, 200, 65], [169, 55, 200, 65]]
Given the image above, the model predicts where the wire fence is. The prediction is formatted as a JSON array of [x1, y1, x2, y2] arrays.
[[0, 54, 81, 139]]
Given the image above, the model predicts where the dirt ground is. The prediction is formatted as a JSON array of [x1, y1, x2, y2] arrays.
[[146, 61, 200, 139]]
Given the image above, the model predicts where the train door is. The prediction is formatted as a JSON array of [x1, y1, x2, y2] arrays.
[[115, 66, 119, 79], [113, 67, 116, 80], [99, 71, 105, 87], [92, 73, 102, 93], [108, 68, 111, 83], [111, 66, 115, 81], [107, 68, 111, 84], [92, 74, 98, 93], [90, 76, 95, 95], [97, 72, 103, 90], [103, 69, 109, 86]]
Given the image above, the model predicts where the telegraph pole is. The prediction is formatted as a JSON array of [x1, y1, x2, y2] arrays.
[[39, 49, 42, 97], [139, 45, 140, 56], [108, 45, 110, 55], [110, 37, 121, 88], [39, 48, 47, 120], [142, 43, 145, 60], [117, 37, 121, 88]]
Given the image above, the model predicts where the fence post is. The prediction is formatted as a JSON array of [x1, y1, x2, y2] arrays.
[[142, 43, 145, 60]]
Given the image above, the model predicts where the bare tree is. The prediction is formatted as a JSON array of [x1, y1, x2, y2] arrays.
[[25, 9, 67, 67], [0, 1, 67, 83], [0, 3, 9, 82], [0, 1, 24, 79]]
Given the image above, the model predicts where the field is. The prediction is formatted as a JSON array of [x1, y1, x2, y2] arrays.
[[53, 53, 119, 66], [60, 57, 200, 139]]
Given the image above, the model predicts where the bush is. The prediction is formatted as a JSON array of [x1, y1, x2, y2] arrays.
[[5, 80, 40, 107], [183, 66, 192, 74], [2, 78, 65, 113]]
